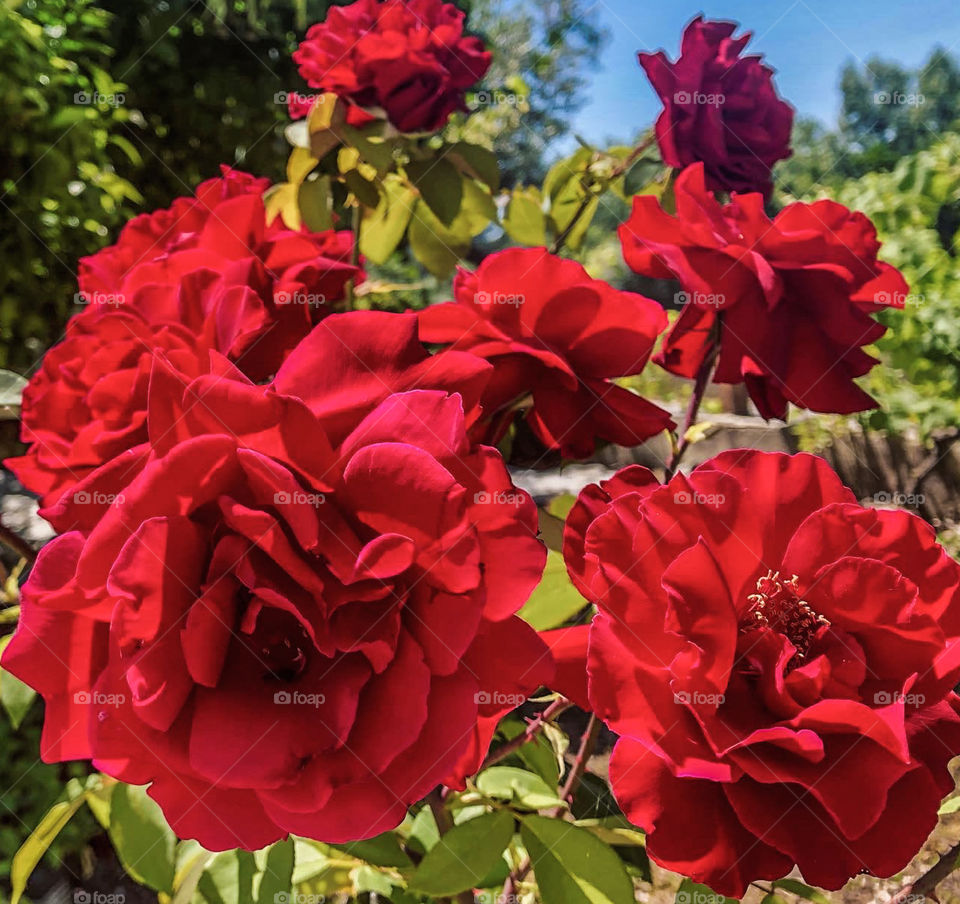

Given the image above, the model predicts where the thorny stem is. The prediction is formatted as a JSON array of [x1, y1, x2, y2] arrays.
[[665, 317, 723, 479], [557, 712, 599, 806], [480, 697, 572, 770], [891, 840, 960, 904]]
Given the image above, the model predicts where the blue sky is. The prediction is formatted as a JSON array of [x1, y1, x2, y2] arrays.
[[570, 0, 960, 145]]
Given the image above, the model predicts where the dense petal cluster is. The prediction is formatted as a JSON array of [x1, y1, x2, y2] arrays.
[[559, 451, 960, 896], [291, 0, 491, 134], [3, 312, 551, 850], [79, 167, 360, 380], [418, 247, 674, 459], [6, 309, 211, 509], [619, 164, 909, 419], [639, 15, 794, 196]]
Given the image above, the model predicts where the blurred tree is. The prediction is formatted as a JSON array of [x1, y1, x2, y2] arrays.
[[454, 0, 607, 184]]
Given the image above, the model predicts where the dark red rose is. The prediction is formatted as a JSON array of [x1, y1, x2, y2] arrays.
[[2, 311, 552, 850], [291, 0, 491, 134], [554, 450, 960, 896], [79, 167, 360, 380], [418, 247, 674, 459], [639, 15, 794, 196], [619, 163, 908, 419], [5, 308, 215, 510]]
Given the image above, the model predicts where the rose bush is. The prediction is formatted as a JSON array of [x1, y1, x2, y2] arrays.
[[419, 247, 674, 459], [79, 167, 359, 381], [555, 450, 960, 895], [2, 311, 552, 850], [619, 163, 909, 419], [290, 0, 491, 133], [639, 15, 794, 197]]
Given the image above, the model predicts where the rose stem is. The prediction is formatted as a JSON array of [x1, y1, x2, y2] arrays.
[[425, 788, 475, 904], [891, 839, 960, 904], [0, 523, 36, 564], [479, 697, 572, 771], [550, 134, 656, 256], [499, 712, 601, 900], [665, 316, 723, 479], [345, 203, 361, 310]]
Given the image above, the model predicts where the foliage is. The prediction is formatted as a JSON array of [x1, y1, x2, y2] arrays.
[[0, 0, 140, 369], [831, 135, 960, 437]]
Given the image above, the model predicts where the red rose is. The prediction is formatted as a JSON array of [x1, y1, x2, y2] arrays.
[[291, 0, 491, 134], [418, 247, 674, 459], [79, 167, 360, 380], [5, 308, 216, 510], [639, 15, 794, 197], [2, 311, 552, 850], [556, 450, 960, 896], [619, 163, 908, 419]]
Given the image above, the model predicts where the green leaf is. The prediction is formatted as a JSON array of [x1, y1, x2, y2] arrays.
[[10, 781, 87, 904], [772, 878, 831, 904], [476, 766, 565, 810], [519, 549, 589, 630], [334, 832, 413, 868], [298, 177, 334, 232], [406, 158, 464, 227], [409, 810, 515, 896], [675, 879, 739, 904], [503, 186, 547, 246], [108, 783, 177, 894], [520, 814, 634, 904], [255, 839, 294, 904], [198, 850, 258, 904], [360, 175, 417, 264], [408, 178, 495, 277], [543, 147, 592, 200], [495, 717, 562, 786], [342, 169, 380, 210], [622, 156, 663, 198], [0, 634, 36, 728], [353, 864, 393, 897], [446, 142, 500, 191], [408, 803, 441, 856]]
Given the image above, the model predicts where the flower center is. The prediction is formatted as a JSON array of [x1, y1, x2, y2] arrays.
[[252, 608, 312, 683], [741, 570, 829, 668]]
